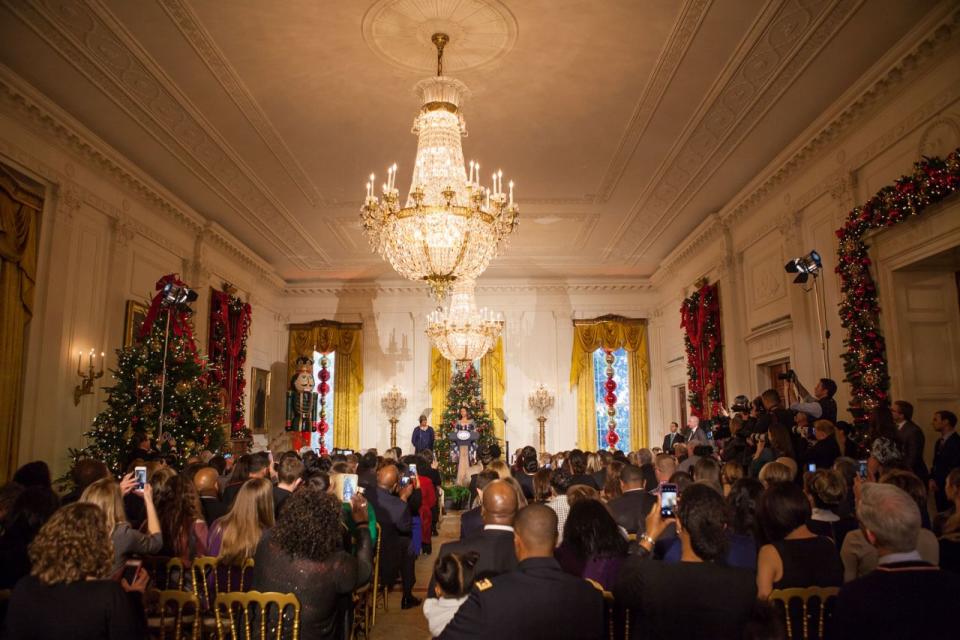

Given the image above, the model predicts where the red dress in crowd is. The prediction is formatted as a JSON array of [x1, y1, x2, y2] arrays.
[[417, 474, 436, 546]]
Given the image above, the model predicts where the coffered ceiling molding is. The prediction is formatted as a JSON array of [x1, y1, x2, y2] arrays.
[[361, 0, 518, 74], [0, 63, 285, 289], [4, 0, 330, 271], [282, 280, 652, 298]]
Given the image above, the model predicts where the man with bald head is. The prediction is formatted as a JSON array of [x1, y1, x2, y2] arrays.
[[440, 504, 604, 639], [369, 462, 420, 608], [429, 479, 519, 594], [193, 466, 228, 525]]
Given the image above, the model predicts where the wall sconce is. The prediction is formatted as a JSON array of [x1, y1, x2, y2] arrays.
[[74, 348, 104, 405]]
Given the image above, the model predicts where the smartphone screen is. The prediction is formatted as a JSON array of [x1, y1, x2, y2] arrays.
[[408, 463, 418, 476], [857, 460, 868, 479], [659, 483, 678, 518], [807, 462, 817, 473], [134, 466, 147, 491], [334, 474, 359, 503], [399, 474, 411, 487], [121, 559, 141, 584]]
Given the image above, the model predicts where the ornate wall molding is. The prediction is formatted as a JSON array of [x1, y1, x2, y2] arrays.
[[4, 0, 329, 270], [282, 280, 653, 298]]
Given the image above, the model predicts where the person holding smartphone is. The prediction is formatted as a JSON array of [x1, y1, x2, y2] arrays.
[[80, 475, 162, 574], [615, 485, 757, 637]]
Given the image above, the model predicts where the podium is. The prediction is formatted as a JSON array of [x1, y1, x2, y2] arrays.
[[448, 428, 479, 486]]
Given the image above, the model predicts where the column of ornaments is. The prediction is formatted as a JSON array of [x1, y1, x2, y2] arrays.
[[316, 354, 330, 455], [604, 349, 619, 451]]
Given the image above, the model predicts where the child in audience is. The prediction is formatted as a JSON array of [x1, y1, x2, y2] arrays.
[[423, 551, 479, 637]]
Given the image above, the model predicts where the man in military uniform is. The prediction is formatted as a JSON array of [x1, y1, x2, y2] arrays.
[[439, 504, 605, 639]]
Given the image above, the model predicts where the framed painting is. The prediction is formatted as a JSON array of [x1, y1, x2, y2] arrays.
[[250, 367, 271, 433], [123, 300, 149, 347]]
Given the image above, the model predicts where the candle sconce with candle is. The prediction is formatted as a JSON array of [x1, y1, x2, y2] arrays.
[[74, 348, 105, 405]]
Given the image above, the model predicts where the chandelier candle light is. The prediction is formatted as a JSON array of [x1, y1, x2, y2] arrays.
[[361, 33, 519, 299], [426, 278, 503, 368], [528, 384, 554, 454], [381, 386, 407, 448]]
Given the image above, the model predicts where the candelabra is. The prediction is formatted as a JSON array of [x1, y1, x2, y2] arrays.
[[74, 348, 104, 405], [528, 384, 554, 454], [381, 386, 407, 448]]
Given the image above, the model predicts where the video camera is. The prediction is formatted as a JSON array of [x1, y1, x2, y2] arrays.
[[777, 369, 796, 381]]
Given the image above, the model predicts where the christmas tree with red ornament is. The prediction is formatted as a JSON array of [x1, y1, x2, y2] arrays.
[[73, 275, 226, 473], [434, 363, 497, 482]]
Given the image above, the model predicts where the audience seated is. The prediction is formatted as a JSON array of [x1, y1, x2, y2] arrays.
[[803, 469, 858, 549], [615, 484, 757, 639], [252, 488, 372, 639], [460, 470, 498, 541], [545, 468, 573, 542], [0, 484, 59, 589], [836, 483, 960, 638], [431, 480, 518, 595], [720, 461, 744, 496], [4, 502, 147, 638], [207, 477, 274, 567], [154, 472, 208, 566], [566, 450, 600, 489], [424, 551, 479, 637], [369, 463, 421, 609], [840, 469, 939, 581], [531, 468, 552, 504], [273, 454, 304, 517], [439, 504, 603, 639], [606, 464, 655, 535], [601, 460, 624, 501], [80, 477, 162, 574], [554, 498, 627, 590], [757, 460, 792, 486], [512, 446, 538, 501], [756, 481, 842, 599], [194, 465, 229, 525], [223, 452, 270, 505]]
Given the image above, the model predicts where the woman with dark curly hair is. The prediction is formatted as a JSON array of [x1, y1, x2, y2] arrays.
[[555, 499, 627, 589], [614, 484, 757, 639], [252, 488, 373, 639], [4, 502, 147, 638]]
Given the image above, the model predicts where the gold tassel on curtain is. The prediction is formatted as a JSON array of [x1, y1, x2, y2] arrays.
[[287, 321, 364, 450], [570, 316, 650, 451], [480, 337, 505, 442], [0, 165, 41, 481]]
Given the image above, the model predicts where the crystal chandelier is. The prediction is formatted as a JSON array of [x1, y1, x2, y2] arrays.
[[426, 278, 503, 367], [361, 33, 519, 299]]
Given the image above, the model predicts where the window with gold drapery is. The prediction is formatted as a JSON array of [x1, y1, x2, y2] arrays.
[[430, 337, 505, 441], [0, 164, 42, 481], [287, 321, 363, 450], [570, 316, 650, 451]]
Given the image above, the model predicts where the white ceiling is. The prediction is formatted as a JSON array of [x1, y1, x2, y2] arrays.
[[0, 0, 942, 284]]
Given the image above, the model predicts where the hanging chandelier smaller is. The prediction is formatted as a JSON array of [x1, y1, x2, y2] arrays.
[[426, 278, 503, 367]]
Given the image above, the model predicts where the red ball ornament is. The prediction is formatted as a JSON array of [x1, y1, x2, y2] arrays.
[[318, 381, 330, 395], [604, 379, 617, 392], [318, 369, 330, 383], [605, 392, 618, 405], [605, 430, 619, 447]]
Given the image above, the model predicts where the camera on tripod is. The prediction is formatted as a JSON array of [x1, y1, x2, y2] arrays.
[[777, 369, 796, 381]]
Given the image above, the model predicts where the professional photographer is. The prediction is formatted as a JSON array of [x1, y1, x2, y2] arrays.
[[752, 389, 795, 437], [720, 412, 753, 469], [785, 370, 838, 424]]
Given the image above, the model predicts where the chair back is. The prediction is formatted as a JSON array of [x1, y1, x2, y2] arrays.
[[154, 589, 201, 640], [768, 586, 839, 640], [585, 578, 618, 640], [214, 590, 301, 640], [192, 556, 255, 610]]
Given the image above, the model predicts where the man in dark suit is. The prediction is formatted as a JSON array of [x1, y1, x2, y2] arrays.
[[369, 463, 421, 609], [803, 420, 841, 470], [460, 470, 499, 541], [929, 410, 960, 512], [606, 464, 656, 536], [836, 483, 959, 638], [223, 452, 270, 506], [439, 504, 604, 640], [431, 480, 518, 594], [684, 416, 710, 449], [892, 400, 928, 480], [194, 467, 229, 526], [661, 422, 684, 453]]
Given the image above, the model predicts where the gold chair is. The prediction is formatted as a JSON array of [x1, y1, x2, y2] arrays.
[[214, 591, 301, 640], [141, 556, 186, 591], [192, 556, 255, 610], [769, 586, 840, 640], [350, 522, 382, 639], [149, 589, 201, 640], [585, 579, 617, 640], [371, 524, 389, 622]]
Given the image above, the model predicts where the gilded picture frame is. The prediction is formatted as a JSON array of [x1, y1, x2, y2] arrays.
[[251, 367, 271, 434], [123, 300, 149, 347]]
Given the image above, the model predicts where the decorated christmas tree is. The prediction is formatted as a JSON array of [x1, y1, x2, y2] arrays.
[[434, 363, 497, 482], [73, 275, 226, 473]]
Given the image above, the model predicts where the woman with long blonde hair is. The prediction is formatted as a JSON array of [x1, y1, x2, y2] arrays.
[[81, 476, 162, 574], [207, 477, 275, 565], [486, 459, 511, 481]]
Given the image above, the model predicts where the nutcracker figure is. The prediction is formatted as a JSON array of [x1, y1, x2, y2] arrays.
[[286, 356, 317, 451]]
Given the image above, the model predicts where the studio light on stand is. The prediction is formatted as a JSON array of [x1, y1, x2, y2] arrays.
[[156, 282, 198, 441], [785, 250, 830, 377]]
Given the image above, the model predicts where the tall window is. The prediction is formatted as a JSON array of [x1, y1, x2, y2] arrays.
[[311, 351, 336, 453], [593, 347, 631, 452]]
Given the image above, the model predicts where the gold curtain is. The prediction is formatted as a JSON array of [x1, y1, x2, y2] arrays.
[[287, 321, 364, 450], [570, 317, 650, 451], [480, 337, 505, 442], [429, 346, 451, 428], [0, 165, 42, 480]]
